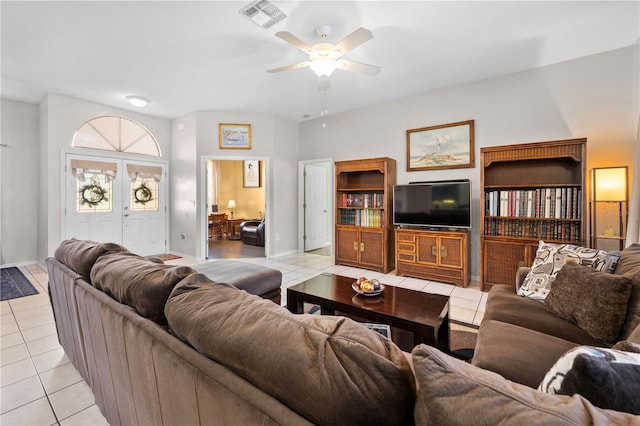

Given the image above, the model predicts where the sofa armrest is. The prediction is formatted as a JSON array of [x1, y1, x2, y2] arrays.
[[515, 267, 531, 291]]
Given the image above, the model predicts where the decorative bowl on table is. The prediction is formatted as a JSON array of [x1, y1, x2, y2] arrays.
[[352, 277, 385, 297]]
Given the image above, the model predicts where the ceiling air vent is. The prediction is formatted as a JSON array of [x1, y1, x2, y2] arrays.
[[240, 0, 286, 29]]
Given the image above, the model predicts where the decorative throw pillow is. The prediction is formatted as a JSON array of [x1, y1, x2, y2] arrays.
[[518, 241, 621, 302], [538, 346, 640, 415], [544, 262, 632, 343]]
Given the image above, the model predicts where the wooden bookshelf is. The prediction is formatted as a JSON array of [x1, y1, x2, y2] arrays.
[[335, 157, 396, 273], [480, 138, 586, 291]]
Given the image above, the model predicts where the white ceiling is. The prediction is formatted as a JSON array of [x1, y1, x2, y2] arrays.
[[2, 1, 638, 122]]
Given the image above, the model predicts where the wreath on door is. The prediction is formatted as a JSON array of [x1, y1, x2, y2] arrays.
[[79, 175, 108, 206], [133, 181, 153, 204]]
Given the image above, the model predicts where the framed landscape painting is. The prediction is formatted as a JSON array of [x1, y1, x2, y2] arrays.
[[219, 123, 251, 149], [406, 120, 474, 171]]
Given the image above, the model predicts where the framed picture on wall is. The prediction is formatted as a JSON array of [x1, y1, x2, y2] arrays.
[[406, 120, 474, 171], [243, 160, 260, 188], [219, 123, 251, 149]]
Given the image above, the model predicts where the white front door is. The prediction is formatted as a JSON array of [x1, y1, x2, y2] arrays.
[[65, 154, 167, 256], [304, 164, 328, 251], [121, 160, 167, 255]]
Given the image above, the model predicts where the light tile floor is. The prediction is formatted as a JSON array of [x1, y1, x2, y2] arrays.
[[0, 252, 487, 425]]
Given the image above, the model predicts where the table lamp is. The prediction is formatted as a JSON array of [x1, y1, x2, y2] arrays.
[[227, 200, 236, 219]]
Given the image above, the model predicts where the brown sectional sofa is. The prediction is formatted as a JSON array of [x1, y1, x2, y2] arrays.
[[47, 239, 639, 425], [472, 243, 640, 388]]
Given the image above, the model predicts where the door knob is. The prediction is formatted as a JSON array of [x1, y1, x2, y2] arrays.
[[124, 214, 129, 217]]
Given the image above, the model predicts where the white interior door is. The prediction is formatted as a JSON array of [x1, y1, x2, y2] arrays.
[[304, 164, 328, 251], [65, 154, 166, 255]]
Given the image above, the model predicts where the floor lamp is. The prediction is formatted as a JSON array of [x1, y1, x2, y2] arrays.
[[590, 166, 628, 250]]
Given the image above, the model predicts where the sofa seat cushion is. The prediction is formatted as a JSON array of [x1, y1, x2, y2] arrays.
[[194, 260, 281, 297], [544, 263, 632, 345], [471, 320, 579, 388], [90, 252, 195, 324], [483, 285, 602, 346], [54, 238, 129, 280], [413, 344, 637, 425], [165, 273, 415, 426]]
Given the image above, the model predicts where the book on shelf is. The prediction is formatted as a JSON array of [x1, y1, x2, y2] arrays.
[[340, 193, 384, 208], [483, 217, 581, 242], [339, 209, 384, 228], [484, 187, 581, 220]]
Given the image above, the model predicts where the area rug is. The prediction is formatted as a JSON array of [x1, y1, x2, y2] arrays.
[[1, 267, 39, 301]]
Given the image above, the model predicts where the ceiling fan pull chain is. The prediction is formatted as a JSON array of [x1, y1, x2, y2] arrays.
[[321, 91, 328, 116]]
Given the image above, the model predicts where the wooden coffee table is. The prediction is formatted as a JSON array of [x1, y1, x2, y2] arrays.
[[286, 273, 449, 351]]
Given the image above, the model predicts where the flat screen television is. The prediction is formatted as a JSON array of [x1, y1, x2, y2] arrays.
[[393, 180, 471, 228]]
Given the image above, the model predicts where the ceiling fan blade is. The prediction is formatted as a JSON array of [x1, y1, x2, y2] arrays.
[[331, 27, 373, 56], [275, 31, 312, 53], [339, 59, 380, 76], [267, 61, 310, 73]]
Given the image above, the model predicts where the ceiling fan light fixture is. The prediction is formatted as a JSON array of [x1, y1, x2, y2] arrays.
[[126, 96, 149, 107], [309, 50, 340, 77]]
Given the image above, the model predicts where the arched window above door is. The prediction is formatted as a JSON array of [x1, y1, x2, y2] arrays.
[[73, 116, 161, 157]]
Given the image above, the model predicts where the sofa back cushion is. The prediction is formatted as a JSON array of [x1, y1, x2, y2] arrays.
[[614, 243, 640, 339], [165, 274, 415, 426], [54, 239, 129, 281], [91, 252, 195, 324]]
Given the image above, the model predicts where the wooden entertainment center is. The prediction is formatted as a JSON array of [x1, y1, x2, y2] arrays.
[[395, 228, 470, 288]]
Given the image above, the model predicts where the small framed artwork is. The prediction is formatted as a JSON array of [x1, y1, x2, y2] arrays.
[[243, 160, 261, 188], [406, 120, 475, 171], [219, 123, 251, 149]]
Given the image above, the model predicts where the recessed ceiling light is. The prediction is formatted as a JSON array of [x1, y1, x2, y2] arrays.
[[126, 96, 149, 107]]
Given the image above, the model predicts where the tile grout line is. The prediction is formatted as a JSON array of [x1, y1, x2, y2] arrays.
[[8, 294, 62, 425], [3, 269, 68, 425]]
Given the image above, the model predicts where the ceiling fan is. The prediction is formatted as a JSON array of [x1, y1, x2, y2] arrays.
[[268, 24, 380, 85]]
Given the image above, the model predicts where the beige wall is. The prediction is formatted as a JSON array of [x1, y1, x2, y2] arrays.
[[299, 45, 639, 278], [172, 110, 298, 259], [1, 100, 39, 265], [218, 160, 265, 220], [1, 46, 637, 265]]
